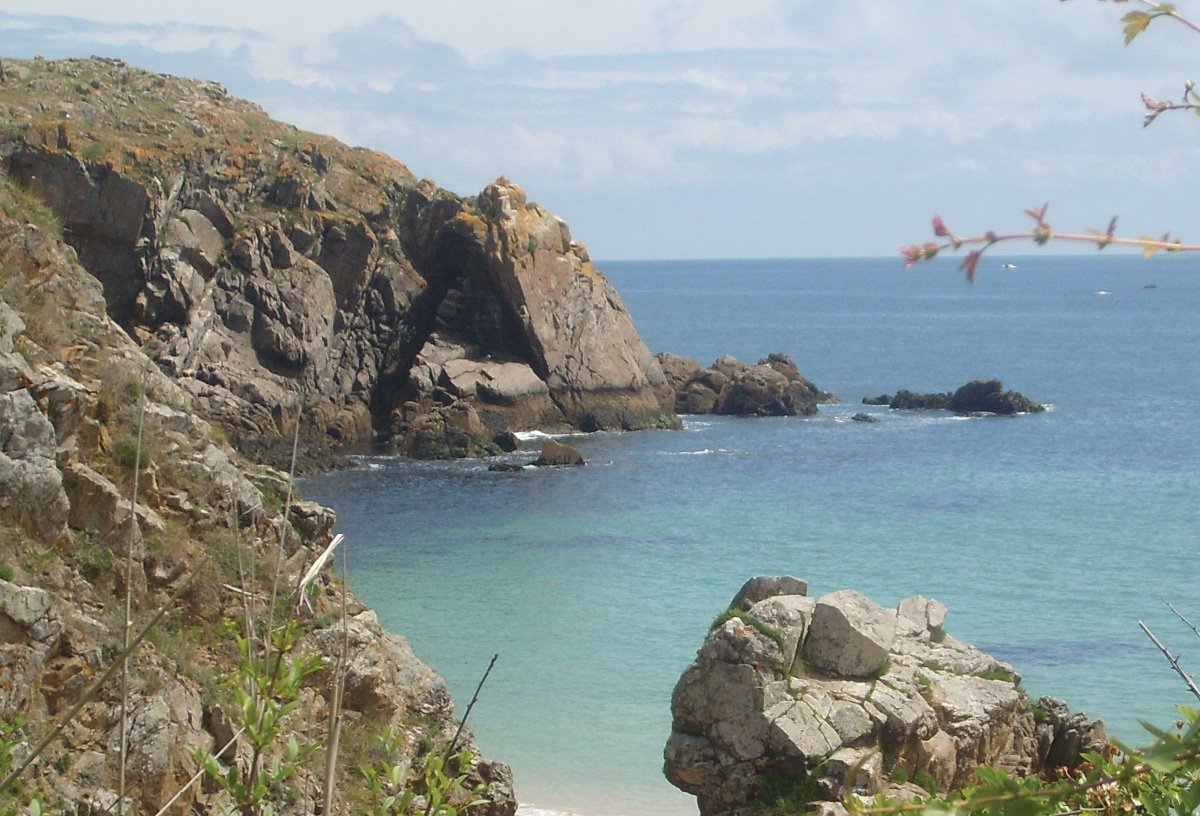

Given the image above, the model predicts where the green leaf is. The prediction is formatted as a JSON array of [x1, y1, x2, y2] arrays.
[[1122, 11, 1152, 44]]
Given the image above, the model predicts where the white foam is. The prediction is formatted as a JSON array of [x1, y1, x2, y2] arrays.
[[518, 807, 588, 816], [514, 430, 555, 442]]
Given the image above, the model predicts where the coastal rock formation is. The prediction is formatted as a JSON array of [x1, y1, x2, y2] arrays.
[[864, 380, 1044, 415], [1, 56, 676, 463], [664, 577, 1104, 816], [657, 352, 834, 417], [0, 205, 514, 811]]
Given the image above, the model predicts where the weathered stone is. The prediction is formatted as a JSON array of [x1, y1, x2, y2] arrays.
[[0, 385, 70, 544], [0, 579, 63, 717], [533, 439, 585, 466], [917, 730, 958, 792], [746, 594, 815, 669], [665, 581, 1105, 816], [804, 590, 897, 678], [731, 575, 809, 609], [898, 595, 948, 639], [63, 462, 164, 548]]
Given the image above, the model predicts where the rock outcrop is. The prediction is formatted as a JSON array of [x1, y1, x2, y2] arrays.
[[0, 201, 514, 812], [664, 577, 1104, 816], [658, 352, 834, 417], [864, 380, 1044, 415], [0, 56, 676, 463]]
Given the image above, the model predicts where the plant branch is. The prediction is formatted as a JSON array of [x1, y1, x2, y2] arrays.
[[903, 207, 1200, 280], [0, 580, 190, 791], [1139, 620, 1200, 703], [1166, 601, 1200, 641]]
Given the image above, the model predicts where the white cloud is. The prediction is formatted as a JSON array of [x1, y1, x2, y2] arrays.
[[2, 1, 1199, 257]]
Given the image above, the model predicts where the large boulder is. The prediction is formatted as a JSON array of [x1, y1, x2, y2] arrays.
[[802, 590, 897, 678], [665, 579, 1106, 816]]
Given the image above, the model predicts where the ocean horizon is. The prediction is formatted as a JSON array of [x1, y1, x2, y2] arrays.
[[303, 254, 1200, 816]]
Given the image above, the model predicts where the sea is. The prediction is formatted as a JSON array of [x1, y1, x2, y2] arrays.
[[302, 255, 1200, 816]]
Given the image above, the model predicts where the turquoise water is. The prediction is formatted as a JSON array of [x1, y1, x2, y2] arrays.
[[304, 255, 1200, 816]]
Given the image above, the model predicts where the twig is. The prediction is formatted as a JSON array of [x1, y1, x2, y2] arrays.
[[0, 580, 190, 791], [119, 363, 150, 816], [151, 727, 245, 816], [222, 583, 264, 601], [1139, 620, 1200, 703], [1166, 601, 1200, 641], [446, 654, 499, 757]]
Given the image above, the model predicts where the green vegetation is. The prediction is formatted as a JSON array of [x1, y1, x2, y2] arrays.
[[751, 771, 824, 816], [711, 607, 788, 653], [112, 437, 151, 470]]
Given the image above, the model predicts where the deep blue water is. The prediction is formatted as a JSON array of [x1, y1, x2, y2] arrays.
[[304, 255, 1200, 816]]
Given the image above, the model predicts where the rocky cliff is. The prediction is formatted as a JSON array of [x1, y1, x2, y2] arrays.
[[0, 64, 523, 811], [0, 56, 675, 463], [664, 577, 1105, 816]]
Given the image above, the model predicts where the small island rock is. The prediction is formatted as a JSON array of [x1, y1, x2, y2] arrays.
[[533, 439, 585, 466]]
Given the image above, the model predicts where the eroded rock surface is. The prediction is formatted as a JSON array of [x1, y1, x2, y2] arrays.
[[658, 352, 834, 417], [665, 577, 1105, 816], [2, 57, 675, 461]]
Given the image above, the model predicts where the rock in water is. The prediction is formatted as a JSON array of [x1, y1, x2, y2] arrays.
[[878, 380, 1043, 415], [533, 439, 585, 466], [656, 352, 834, 417], [665, 578, 1105, 816]]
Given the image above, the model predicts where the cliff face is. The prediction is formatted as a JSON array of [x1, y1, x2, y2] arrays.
[[0, 202, 515, 812], [0, 56, 675, 461]]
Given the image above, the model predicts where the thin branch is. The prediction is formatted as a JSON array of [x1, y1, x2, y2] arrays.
[[1166, 601, 1200, 641], [151, 727, 245, 816], [1139, 620, 1200, 703], [446, 654, 499, 758], [119, 363, 150, 816], [0, 581, 190, 791], [1130, 0, 1200, 37]]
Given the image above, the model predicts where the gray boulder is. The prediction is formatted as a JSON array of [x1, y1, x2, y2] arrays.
[[803, 589, 897, 678], [665, 580, 1106, 816]]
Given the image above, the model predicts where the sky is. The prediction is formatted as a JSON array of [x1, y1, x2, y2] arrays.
[[2, 1, 1199, 260]]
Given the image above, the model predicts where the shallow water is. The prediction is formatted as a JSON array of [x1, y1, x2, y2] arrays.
[[304, 255, 1200, 816]]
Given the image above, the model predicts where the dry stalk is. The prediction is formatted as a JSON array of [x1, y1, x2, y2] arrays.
[[0, 579, 192, 791], [321, 543, 351, 815], [118, 363, 150, 815]]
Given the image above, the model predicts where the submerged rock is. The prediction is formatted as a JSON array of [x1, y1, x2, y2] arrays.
[[664, 578, 1105, 816]]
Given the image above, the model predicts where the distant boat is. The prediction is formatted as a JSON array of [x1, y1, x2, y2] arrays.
[[1097, 290, 1112, 296], [1144, 283, 1158, 289], [1000, 263, 1017, 269]]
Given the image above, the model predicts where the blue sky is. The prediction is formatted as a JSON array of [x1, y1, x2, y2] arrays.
[[2, 1, 1198, 259]]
